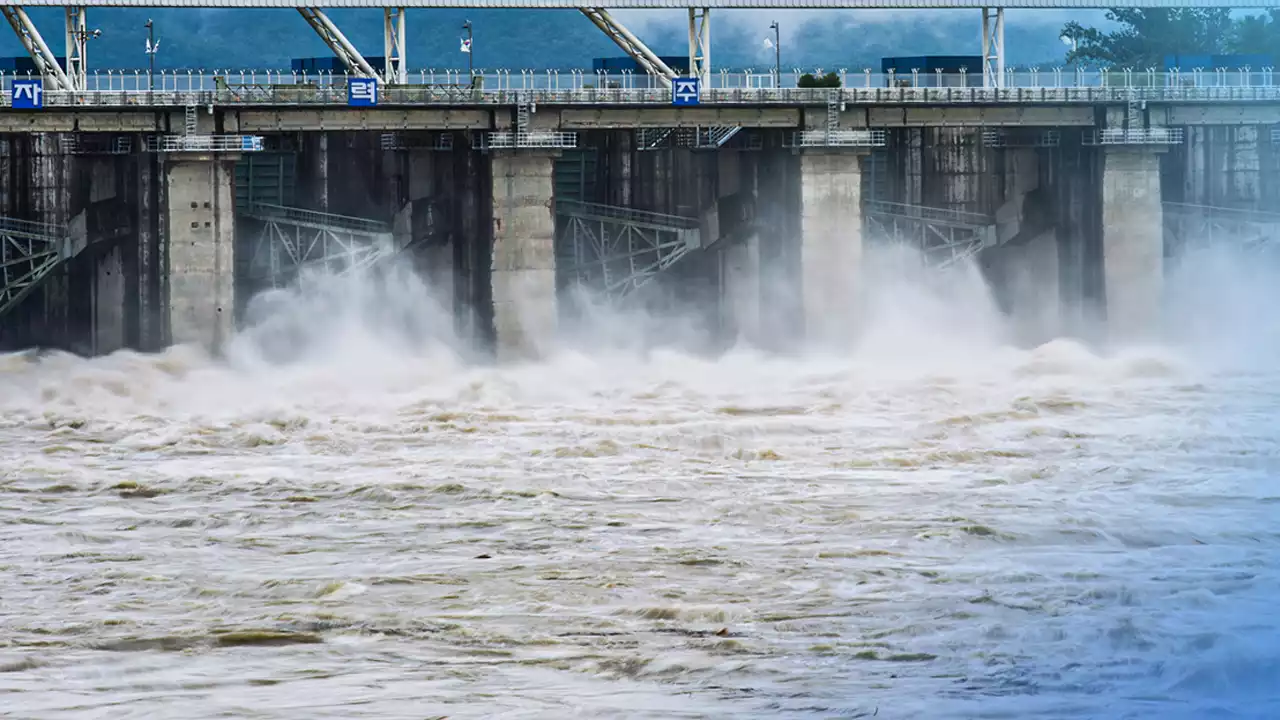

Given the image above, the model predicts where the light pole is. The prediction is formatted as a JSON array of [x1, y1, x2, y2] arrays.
[[769, 21, 780, 84], [144, 19, 158, 90], [462, 20, 473, 80]]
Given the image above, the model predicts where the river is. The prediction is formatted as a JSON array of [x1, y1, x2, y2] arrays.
[[1, 243, 1277, 719]]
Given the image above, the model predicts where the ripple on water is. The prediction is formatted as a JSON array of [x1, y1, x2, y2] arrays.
[[1, 321, 1278, 718]]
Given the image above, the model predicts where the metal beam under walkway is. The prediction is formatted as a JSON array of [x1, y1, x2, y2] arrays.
[[864, 200, 999, 268], [555, 198, 703, 301], [1163, 202, 1280, 256], [238, 202, 397, 288], [0, 217, 73, 320]]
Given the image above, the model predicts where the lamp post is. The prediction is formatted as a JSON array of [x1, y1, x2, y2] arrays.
[[144, 19, 158, 90], [769, 21, 780, 85], [462, 20, 473, 79]]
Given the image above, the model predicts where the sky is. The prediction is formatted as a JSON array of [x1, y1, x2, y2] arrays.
[[0, 7, 1112, 71]]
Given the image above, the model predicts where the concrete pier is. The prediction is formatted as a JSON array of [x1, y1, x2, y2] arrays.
[[164, 155, 238, 354], [1101, 149, 1165, 344], [991, 146, 1062, 345], [798, 151, 863, 348], [489, 150, 557, 361]]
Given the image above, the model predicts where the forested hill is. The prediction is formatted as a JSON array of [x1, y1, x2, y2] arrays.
[[1, 8, 1080, 71]]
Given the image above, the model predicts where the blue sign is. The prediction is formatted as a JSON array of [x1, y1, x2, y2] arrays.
[[348, 77, 378, 107], [672, 77, 700, 106], [10, 78, 43, 110]]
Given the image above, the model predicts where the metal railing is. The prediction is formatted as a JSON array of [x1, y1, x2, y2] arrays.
[[788, 129, 887, 147], [1087, 127, 1186, 145], [2, 69, 1280, 108], [555, 199, 701, 231], [2, 67, 1277, 93], [144, 135, 265, 152], [479, 130, 579, 149], [0, 216, 66, 240]]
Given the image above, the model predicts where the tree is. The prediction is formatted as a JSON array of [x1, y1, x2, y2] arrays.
[[1061, 8, 1279, 69], [1229, 9, 1280, 55], [797, 72, 841, 88]]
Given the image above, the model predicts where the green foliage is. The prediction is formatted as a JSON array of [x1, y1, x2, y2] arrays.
[[1061, 9, 1280, 69], [797, 72, 841, 88]]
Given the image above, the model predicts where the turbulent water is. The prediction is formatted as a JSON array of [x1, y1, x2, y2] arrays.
[[1, 244, 1278, 719]]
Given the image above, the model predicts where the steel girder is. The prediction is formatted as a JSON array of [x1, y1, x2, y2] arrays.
[[1, 5, 74, 90], [864, 200, 998, 268], [297, 7, 379, 79], [556, 199, 701, 300], [580, 8, 675, 90], [240, 203, 395, 287], [0, 217, 70, 319]]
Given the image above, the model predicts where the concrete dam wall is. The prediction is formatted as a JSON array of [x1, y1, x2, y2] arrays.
[[2, 123, 1277, 359]]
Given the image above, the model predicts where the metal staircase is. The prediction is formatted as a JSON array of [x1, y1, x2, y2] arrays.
[[238, 203, 397, 288], [0, 216, 72, 319], [555, 199, 702, 300], [864, 200, 999, 269]]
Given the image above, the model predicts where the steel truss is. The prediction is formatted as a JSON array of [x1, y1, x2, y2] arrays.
[[864, 200, 998, 269], [239, 203, 396, 288], [580, 8, 675, 89], [1163, 202, 1280, 257], [1, 5, 73, 90], [555, 198, 701, 300], [0, 216, 70, 319]]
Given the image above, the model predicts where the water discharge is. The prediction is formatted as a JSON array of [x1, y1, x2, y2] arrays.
[[1, 237, 1277, 719]]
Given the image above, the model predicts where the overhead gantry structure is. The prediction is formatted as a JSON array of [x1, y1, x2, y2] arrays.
[[0, 3, 694, 89], [2, 0, 1267, 93]]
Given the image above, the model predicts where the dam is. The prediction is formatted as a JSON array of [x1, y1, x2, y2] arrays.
[[3, 69, 1279, 358], [3, 4, 1280, 717]]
